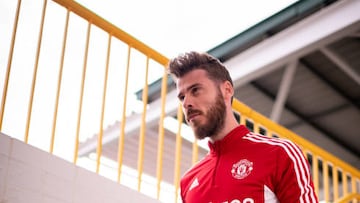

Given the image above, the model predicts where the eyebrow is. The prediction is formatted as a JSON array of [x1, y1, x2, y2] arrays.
[[177, 83, 201, 99]]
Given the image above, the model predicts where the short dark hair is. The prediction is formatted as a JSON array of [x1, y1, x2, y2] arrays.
[[168, 51, 233, 87]]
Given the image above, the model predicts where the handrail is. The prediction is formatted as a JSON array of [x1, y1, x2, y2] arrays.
[[335, 193, 360, 203], [52, 0, 168, 66]]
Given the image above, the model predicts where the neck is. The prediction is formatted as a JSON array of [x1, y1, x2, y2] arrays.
[[209, 114, 239, 143]]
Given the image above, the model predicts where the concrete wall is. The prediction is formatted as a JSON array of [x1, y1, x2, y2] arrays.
[[0, 132, 160, 203]]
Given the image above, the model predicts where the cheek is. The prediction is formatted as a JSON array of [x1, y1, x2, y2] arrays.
[[201, 100, 215, 113]]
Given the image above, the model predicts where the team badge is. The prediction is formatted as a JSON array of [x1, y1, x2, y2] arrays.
[[231, 159, 253, 179]]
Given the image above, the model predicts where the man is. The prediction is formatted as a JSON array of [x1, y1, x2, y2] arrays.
[[168, 51, 318, 203]]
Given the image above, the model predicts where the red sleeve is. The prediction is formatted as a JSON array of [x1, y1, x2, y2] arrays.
[[275, 140, 318, 203]]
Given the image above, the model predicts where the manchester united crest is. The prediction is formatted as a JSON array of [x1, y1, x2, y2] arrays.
[[231, 159, 253, 179]]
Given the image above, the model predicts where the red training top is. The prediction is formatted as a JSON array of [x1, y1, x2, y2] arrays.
[[180, 125, 318, 203]]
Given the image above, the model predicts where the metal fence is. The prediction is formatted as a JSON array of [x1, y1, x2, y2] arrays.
[[1, 0, 359, 202]]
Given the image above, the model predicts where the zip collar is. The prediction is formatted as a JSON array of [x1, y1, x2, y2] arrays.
[[208, 125, 250, 156]]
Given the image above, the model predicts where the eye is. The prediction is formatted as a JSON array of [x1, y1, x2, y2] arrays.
[[178, 94, 185, 102], [191, 86, 199, 95]]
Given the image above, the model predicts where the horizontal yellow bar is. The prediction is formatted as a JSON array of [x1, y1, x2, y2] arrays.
[[52, 0, 168, 66]]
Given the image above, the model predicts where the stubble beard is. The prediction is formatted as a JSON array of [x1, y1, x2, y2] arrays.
[[191, 91, 226, 140]]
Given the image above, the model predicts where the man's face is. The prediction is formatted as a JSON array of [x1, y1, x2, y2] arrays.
[[176, 69, 226, 140]]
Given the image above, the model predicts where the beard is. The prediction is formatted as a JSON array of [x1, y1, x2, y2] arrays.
[[188, 90, 226, 140]]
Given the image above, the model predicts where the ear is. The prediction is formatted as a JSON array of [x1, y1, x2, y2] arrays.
[[221, 81, 234, 103]]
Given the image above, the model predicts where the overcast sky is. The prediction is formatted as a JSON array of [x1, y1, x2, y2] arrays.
[[75, 0, 298, 57]]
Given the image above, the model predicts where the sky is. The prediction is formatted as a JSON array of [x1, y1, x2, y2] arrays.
[[0, 0, 298, 201], [75, 0, 299, 58]]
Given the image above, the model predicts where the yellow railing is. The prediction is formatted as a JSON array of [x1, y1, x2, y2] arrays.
[[1, 0, 359, 202], [335, 193, 360, 203]]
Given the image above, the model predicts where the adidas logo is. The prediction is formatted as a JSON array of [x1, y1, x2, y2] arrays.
[[189, 178, 199, 191]]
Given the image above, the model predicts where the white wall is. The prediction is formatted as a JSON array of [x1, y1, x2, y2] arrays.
[[0, 132, 160, 203]]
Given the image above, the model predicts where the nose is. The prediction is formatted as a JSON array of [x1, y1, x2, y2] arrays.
[[182, 95, 193, 110]]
